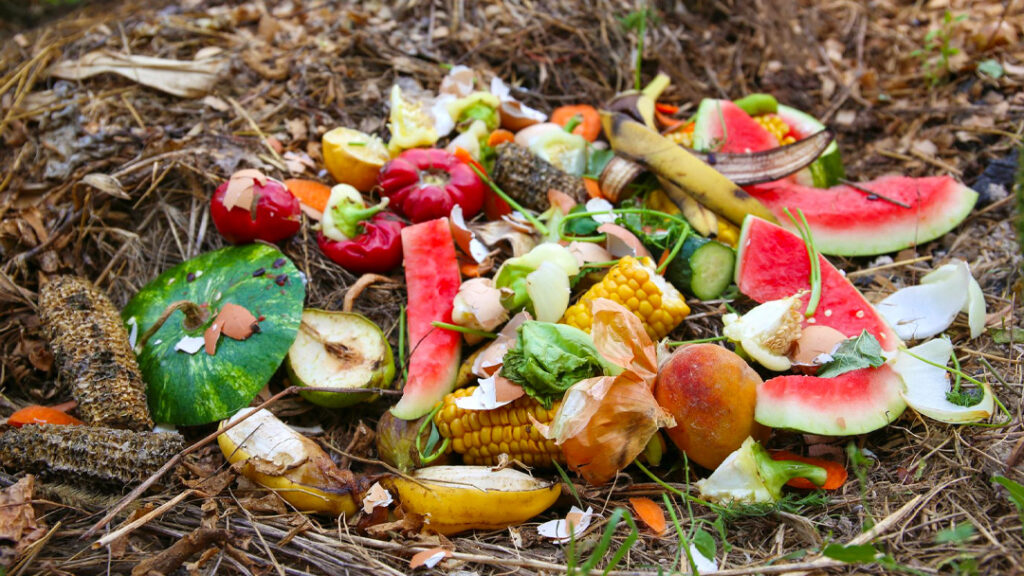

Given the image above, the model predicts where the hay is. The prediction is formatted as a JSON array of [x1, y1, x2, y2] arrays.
[[1, 0, 1022, 574]]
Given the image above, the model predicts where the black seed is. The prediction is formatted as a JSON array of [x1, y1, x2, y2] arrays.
[[275, 274, 288, 286], [251, 323, 262, 334], [252, 267, 266, 277], [273, 258, 286, 269], [706, 152, 716, 165], [186, 272, 196, 282], [867, 194, 879, 201]]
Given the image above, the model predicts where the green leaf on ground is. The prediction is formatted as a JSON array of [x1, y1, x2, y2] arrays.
[[822, 543, 880, 563]]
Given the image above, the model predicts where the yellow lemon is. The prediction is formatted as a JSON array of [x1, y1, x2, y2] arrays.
[[322, 127, 389, 192]]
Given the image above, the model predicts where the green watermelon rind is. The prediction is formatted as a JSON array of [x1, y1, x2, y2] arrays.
[[755, 366, 907, 436], [122, 244, 305, 426], [746, 176, 979, 257], [774, 104, 845, 188]]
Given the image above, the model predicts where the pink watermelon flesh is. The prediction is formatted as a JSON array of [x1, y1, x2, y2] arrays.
[[390, 218, 462, 420], [736, 215, 900, 351], [736, 216, 906, 435], [692, 99, 778, 153], [745, 175, 978, 257], [756, 365, 907, 435]]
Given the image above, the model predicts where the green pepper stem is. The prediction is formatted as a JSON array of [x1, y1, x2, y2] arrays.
[[750, 441, 827, 499], [331, 198, 388, 239]]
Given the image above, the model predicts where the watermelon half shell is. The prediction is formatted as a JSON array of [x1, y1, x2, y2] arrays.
[[736, 216, 907, 435], [123, 244, 305, 426]]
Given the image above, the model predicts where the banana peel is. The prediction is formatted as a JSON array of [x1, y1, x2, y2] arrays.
[[219, 408, 373, 516], [601, 110, 777, 227], [386, 465, 561, 535], [654, 177, 719, 237]]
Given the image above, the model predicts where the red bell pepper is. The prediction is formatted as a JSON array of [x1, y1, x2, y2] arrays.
[[210, 169, 301, 244], [317, 184, 404, 274], [377, 148, 485, 223]]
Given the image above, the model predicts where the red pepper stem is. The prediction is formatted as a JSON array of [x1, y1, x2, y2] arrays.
[[332, 198, 389, 239]]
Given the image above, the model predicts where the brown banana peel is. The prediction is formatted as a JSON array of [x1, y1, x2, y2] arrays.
[[219, 408, 373, 517]]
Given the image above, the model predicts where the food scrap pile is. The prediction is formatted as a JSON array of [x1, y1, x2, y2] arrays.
[[1, 1, 1022, 574]]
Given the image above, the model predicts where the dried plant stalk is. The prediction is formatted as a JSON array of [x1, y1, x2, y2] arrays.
[[0, 425, 183, 486], [38, 276, 153, 430]]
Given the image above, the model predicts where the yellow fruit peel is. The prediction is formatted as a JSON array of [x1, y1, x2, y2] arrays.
[[387, 465, 561, 535]]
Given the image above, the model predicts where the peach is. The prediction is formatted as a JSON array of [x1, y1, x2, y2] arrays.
[[653, 344, 770, 470]]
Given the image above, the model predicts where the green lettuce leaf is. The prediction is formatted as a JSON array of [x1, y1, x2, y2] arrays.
[[816, 330, 885, 378], [500, 321, 621, 408]]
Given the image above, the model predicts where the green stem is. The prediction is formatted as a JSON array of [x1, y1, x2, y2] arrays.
[[784, 208, 821, 317], [563, 114, 583, 133], [431, 321, 497, 339], [415, 404, 450, 464], [666, 335, 729, 346], [467, 163, 549, 236]]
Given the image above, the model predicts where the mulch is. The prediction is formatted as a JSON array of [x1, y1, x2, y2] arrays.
[[1, 0, 1022, 574]]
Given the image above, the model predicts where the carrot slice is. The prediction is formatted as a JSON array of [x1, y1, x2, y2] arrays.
[[550, 105, 601, 142], [487, 129, 515, 147], [769, 450, 848, 490], [655, 110, 684, 130], [629, 497, 667, 536], [583, 178, 603, 200], [655, 102, 680, 115], [284, 179, 332, 213], [7, 405, 85, 428]]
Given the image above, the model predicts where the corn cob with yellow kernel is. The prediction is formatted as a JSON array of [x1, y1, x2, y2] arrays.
[[434, 387, 564, 468], [39, 276, 153, 431], [753, 114, 797, 146], [562, 256, 689, 340]]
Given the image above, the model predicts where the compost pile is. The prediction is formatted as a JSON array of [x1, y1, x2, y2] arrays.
[[1, 0, 1022, 574]]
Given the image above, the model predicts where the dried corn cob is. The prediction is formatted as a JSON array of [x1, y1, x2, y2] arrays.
[[753, 114, 797, 146], [562, 256, 690, 340], [434, 387, 563, 468], [38, 276, 152, 431], [0, 424, 183, 486], [491, 142, 587, 211]]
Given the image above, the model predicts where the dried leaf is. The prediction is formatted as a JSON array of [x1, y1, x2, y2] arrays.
[[48, 51, 226, 98], [81, 173, 129, 199], [222, 170, 267, 212], [0, 476, 47, 567]]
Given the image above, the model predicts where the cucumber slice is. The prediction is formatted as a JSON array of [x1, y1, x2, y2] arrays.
[[665, 237, 737, 301]]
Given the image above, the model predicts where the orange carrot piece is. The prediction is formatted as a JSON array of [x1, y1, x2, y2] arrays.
[[583, 178, 603, 200], [629, 497, 667, 536], [769, 450, 848, 490], [284, 179, 332, 213], [453, 147, 487, 175], [487, 129, 515, 147], [655, 102, 680, 115], [7, 405, 85, 428], [655, 110, 684, 130], [550, 105, 602, 142]]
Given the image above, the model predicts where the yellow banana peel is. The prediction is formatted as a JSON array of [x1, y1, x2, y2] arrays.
[[386, 465, 561, 535], [601, 111, 777, 227]]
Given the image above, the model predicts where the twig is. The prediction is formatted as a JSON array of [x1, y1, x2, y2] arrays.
[[838, 178, 912, 209], [228, 96, 286, 169], [81, 385, 305, 540], [845, 255, 933, 278], [93, 490, 195, 548]]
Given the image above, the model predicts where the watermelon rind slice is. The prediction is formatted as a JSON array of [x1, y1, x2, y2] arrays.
[[755, 365, 907, 435], [774, 104, 845, 188], [745, 175, 978, 257]]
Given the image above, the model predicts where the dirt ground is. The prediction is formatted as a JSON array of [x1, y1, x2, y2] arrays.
[[1, 0, 1022, 574]]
